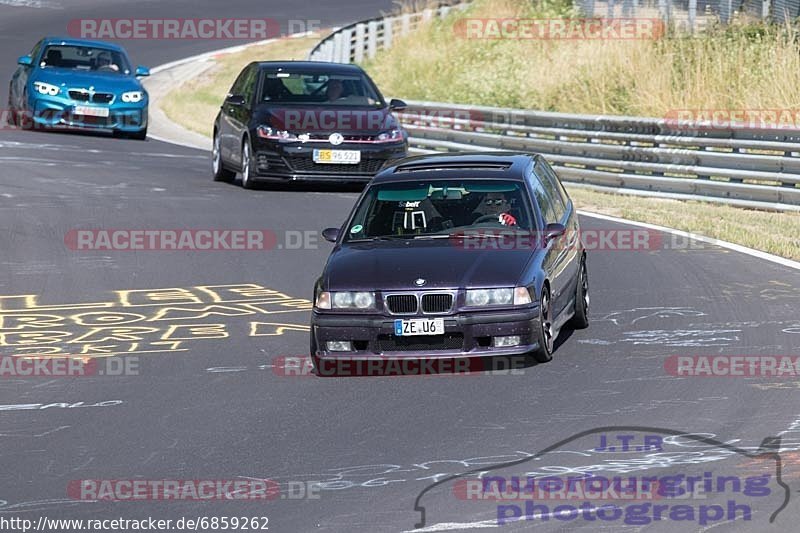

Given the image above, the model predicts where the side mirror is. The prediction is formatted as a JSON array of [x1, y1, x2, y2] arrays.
[[321, 227, 340, 243], [389, 98, 407, 111], [225, 94, 246, 106], [134, 65, 150, 77], [544, 222, 566, 243], [17, 55, 33, 67]]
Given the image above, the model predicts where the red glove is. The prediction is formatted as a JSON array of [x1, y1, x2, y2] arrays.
[[499, 213, 517, 226]]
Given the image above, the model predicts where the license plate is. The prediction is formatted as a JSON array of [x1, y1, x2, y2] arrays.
[[313, 149, 361, 164], [74, 106, 109, 118], [394, 318, 445, 336]]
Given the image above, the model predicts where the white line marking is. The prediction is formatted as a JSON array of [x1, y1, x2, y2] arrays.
[[577, 210, 800, 271], [0, 0, 61, 8]]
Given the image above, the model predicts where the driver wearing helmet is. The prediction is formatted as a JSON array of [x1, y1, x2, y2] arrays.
[[474, 192, 517, 226], [96, 51, 119, 72]]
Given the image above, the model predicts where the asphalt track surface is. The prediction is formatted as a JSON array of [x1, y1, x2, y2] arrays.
[[1, 2, 799, 532]]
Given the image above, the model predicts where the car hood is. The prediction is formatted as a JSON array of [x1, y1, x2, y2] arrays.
[[254, 105, 400, 135], [324, 240, 533, 291], [32, 69, 143, 93]]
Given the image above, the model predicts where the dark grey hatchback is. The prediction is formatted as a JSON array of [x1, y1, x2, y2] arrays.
[[212, 61, 407, 188], [310, 152, 588, 374]]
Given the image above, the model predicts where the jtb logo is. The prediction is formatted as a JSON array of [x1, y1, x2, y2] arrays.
[[594, 434, 663, 452]]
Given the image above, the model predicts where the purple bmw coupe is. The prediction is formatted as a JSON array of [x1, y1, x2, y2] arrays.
[[310, 152, 588, 374]]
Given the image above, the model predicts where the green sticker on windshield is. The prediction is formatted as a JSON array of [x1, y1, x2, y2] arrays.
[[350, 225, 363, 233]]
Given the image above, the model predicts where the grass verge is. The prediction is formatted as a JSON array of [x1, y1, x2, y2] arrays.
[[363, 0, 800, 116], [161, 34, 320, 138], [566, 186, 800, 261]]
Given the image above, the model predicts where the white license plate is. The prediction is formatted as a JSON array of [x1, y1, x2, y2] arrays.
[[313, 149, 361, 164], [394, 318, 445, 336], [74, 106, 109, 118]]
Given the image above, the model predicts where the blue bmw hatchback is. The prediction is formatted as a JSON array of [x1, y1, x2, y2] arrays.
[[8, 37, 150, 139]]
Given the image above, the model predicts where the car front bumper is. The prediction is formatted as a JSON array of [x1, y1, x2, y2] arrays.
[[250, 139, 407, 182], [311, 306, 541, 361], [26, 95, 147, 132]]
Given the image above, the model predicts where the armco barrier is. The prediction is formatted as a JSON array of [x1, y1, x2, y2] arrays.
[[309, 8, 800, 211]]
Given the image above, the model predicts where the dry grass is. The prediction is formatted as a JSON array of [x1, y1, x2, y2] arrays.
[[161, 34, 320, 137], [566, 186, 800, 260], [363, 0, 800, 116]]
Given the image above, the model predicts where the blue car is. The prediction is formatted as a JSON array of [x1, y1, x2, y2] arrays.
[[8, 37, 150, 140]]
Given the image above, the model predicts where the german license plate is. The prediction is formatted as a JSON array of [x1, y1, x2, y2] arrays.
[[313, 149, 361, 164], [74, 106, 109, 117], [394, 318, 444, 336]]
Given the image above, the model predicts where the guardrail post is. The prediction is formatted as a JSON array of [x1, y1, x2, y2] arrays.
[[384, 17, 394, 49], [401, 13, 411, 35], [367, 20, 378, 59], [339, 28, 353, 63], [354, 23, 366, 63], [332, 33, 344, 64], [688, 0, 697, 32]]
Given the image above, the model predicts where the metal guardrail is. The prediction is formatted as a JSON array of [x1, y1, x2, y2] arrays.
[[308, 3, 469, 64], [400, 101, 800, 210], [309, 6, 800, 211]]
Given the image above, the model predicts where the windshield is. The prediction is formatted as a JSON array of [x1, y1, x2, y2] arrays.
[[259, 71, 383, 107], [345, 179, 534, 241], [39, 45, 131, 74]]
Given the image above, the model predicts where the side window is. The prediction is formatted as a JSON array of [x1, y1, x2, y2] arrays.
[[229, 66, 250, 96], [539, 159, 571, 209], [30, 39, 43, 63], [535, 161, 566, 221], [532, 180, 558, 226], [241, 66, 259, 106]]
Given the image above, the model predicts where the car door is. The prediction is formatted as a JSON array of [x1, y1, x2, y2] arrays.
[[227, 65, 259, 167], [530, 169, 570, 318], [536, 159, 580, 314], [219, 66, 251, 163]]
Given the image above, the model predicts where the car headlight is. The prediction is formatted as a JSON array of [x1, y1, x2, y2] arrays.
[[315, 291, 375, 310], [466, 287, 530, 306], [121, 91, 144, 103], [257, 126, 297, 140], [376, 129, 402, 142], [33, 81, 59, 96]]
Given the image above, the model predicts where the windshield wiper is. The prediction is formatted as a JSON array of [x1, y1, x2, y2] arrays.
[[412, 234, 451, 239], [346, 235, 413, 243]]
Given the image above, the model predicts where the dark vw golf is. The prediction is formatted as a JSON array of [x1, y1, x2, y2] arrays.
[[310, 153, 589, 373], [212, 61, 408, 188]]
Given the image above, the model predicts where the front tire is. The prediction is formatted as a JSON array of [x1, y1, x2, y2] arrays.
[[528, 287, 554, 364], [130, 127, 147, 141], [6, 92, 16, 126], [571, 257, 589, 329], [240, 138, 256, 189], [212, 129, 235, 181]]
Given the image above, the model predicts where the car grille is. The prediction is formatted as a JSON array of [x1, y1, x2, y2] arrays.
[[285, 156, 385, 174], [421, 293, 453, 313], [386, 295, 417, 314], [377, 333, 464, 352], [306, 133, 378, 142], [68, 90, 114, 104]]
